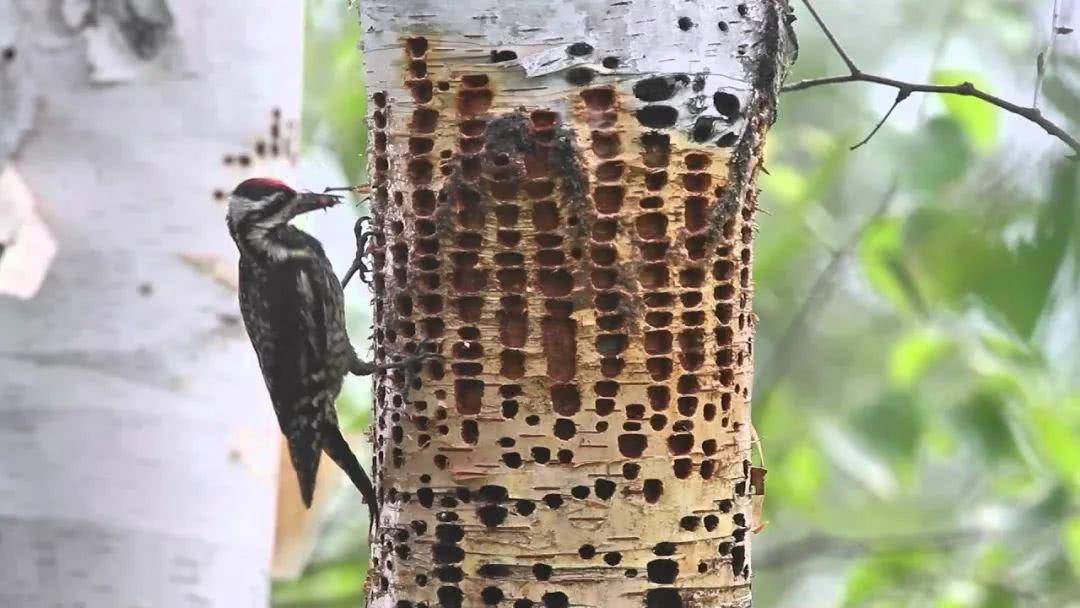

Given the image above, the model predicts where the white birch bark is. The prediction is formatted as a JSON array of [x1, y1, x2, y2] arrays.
[[0, 1, 304, 606]]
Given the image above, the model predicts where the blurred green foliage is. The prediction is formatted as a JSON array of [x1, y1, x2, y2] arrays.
[[279, 1, 1080, 606]]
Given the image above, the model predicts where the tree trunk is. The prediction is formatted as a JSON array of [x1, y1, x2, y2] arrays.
[[0, 2, 303, 605], [358, 2, 794, 607]]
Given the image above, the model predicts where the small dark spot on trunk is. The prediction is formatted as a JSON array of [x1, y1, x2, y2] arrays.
[[566, 42, 593, 56], [565, 67, 595, 85]]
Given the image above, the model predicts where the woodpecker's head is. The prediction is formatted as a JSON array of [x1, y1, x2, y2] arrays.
[[226, 177, 341, 238]]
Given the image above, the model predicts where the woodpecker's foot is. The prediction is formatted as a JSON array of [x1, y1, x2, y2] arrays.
[[340, 259, 371, 289], [340, 216, 377, 289], [350, 350, 444, 377]]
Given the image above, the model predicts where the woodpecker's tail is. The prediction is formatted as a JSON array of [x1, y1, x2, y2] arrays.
[[322, 425, 378, 528], [285, 427, 321, 508]]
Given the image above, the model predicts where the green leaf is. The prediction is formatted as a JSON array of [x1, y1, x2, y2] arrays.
[[760, 164, 807, 207], [1065, 516, 1080, 576], [272, 559, 366, 607], [903, 117, 972, 193], [900, 161, 1077, 339], [852, 391, 923, 463], [1029, 400, 1080, 489], [889, 329, 953, 387], [953, 390, 1019, 463], [932, 69, 999, 151], [844, 551, 933, 607], [773, 441, 825, 509], [858, 217, 924, 313]]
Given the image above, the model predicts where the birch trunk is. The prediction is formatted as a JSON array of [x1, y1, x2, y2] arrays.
[[358, 1, 794, 607], [0, 2, 303, 606]]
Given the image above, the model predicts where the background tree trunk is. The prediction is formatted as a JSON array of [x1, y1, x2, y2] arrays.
[[359, 1, 794, 607], [0, 2, 303, 605]]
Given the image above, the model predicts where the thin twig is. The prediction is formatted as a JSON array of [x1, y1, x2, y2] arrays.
[[782, 0, 1080, 156], [797, 0, 859, 74], [1034, 0, 1061, 108], [851, 89, 911, 150]]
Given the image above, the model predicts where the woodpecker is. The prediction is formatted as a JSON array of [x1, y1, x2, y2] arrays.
[[225, 177, 427, 526]]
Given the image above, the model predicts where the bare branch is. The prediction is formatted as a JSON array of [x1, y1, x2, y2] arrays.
[[797, 0, 859, 75], [784, 0, 1080, 157]]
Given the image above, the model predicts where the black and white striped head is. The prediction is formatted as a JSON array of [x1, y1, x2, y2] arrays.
[[226, 177, 341, 237]]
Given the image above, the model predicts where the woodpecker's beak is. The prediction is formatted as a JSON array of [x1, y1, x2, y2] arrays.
[[291, 192, 342, 216]]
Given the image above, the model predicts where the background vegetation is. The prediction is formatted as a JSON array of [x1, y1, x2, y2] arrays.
[[275, 1, 1080, 605]]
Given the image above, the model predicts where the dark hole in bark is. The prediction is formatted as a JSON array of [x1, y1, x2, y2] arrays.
[[636, 105, 679, 129], [691, 117, 716, 142], [591, 131, 621, 158], [477, 505, 508, 527], [438, 585, 464, 608], [618, 434, 647, 457], [645, 170, 668, 191], [454, 380, 483, 414], [553, 418, 577, 440], [531, 446, 551, 463], [542, 593, 569, 608], [502, 400, 519, 418], [411, 108, 438, 133], [640, 264, 669, 289], [648, 559, 679, 583], [643, 479, 663, 503], [677, 16, 694, 30], [594, 185, 625, 213], [654, 542, 677, 556], [565, 67, 595, 86], [717, 131, 739, 147], [567, 42, 593, 56], [641, 131, 670, 167], [581, 87, 615, 110], [645, 589, 683, 608], [713, 91, 741, 120], [633, 76, 681, 102], [406, 36, 428, 57], [481, 587, 505, 605], [433, 544, 465, 564]]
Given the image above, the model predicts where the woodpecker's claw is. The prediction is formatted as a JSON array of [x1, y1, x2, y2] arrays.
[[341, 216, 377, 289], [382, 350, 445, 371], [349, 349, 443, 377]]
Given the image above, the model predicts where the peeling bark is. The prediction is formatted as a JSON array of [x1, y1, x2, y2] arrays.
[[358, 2, 794, 607]]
